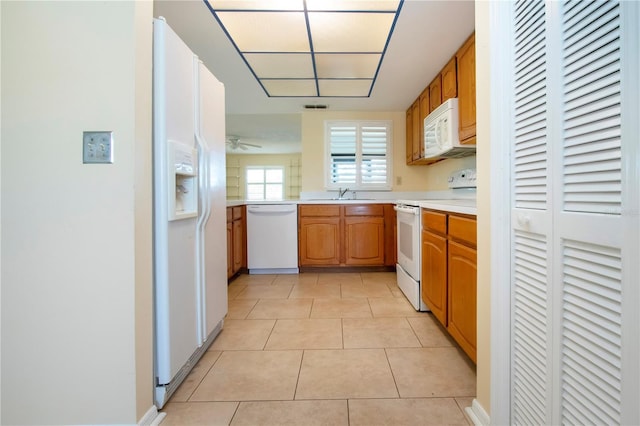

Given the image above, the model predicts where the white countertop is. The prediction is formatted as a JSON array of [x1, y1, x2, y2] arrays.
[[416, 199, 476, 215], [228, 197, 476, 215]]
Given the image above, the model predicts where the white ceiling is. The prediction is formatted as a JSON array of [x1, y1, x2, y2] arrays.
[[153, 0, 475, 153]]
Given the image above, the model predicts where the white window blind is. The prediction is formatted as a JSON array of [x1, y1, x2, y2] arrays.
[[326, 121, 392, 190]]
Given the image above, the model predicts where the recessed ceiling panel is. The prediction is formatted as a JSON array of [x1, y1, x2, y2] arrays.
[[318, 79, 372, 97], [262, 79, 318, 97], [306, 0, 400, 12], [315, 53, 381, 79], [204, 0, 404, 98], [216, 11, 309, 51], [308, 12, 394, 52], [210, 0, 304, 11], [246, 53, 314, 78]]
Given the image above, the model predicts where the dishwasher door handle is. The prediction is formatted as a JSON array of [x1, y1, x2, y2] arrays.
[[247, 205, 297, 214]]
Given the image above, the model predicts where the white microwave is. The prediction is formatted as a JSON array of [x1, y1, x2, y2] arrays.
[[423, 98, 475, 159]]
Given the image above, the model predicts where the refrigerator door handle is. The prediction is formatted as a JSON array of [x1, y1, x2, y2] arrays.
[[194, 131, 211, 345]]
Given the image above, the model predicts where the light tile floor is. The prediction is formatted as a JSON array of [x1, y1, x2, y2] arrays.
[[160, 272, 476, 425]]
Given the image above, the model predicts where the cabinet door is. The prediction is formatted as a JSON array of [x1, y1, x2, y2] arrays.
[[421, 230, 448, 326], [232, 219, 243, 273], [429, 75, 442, 112], [447, 240, 477, 363], [441, 56, 457, 101], [419, 88, 430, 160], [299, 217, 341, 266], [226, 221, 233, 278], [405, 107, 413, 164], [457, 33, 476, 144], [411, 100, 421, 161], [344, 217, 385, 265]]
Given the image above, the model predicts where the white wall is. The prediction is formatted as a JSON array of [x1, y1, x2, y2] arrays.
[[475, 0, 491, 415], [1, 2, 153, 424]]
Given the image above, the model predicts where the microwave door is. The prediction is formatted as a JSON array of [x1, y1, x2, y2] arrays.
[[441, 116, 449, 143], [424, 122, 437, 156]]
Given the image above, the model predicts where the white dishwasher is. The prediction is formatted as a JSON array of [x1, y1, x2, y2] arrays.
[[246, 204, 299, 274]]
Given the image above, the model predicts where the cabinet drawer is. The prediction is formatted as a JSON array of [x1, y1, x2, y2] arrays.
[[344, 204, 384, 216], [226, 207, 233, 222], [299, 204, 340, 217], [448, 214, 476, 246], [232, 206, 243, 220], [422, 210, 447, 235]]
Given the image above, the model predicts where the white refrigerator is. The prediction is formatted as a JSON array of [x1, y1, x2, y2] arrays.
[[152, 17, 227, 408]]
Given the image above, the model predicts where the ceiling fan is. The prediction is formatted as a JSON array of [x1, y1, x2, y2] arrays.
[[226, 136, 262, 151]]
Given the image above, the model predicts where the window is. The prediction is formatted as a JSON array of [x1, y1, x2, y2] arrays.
[[325, 120, 392, 190], [246, 167, 284, 200]]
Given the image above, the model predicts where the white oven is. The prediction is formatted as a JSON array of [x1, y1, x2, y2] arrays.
[[394, 202, 428, 311]]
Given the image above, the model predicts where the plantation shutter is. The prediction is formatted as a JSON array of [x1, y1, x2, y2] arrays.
[[361, 124, 389, 186], [510, 1, 637, 424], [328, 124, 357, 185], [326, 121, 391, 189]]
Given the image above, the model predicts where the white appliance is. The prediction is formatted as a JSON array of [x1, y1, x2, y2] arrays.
[[395, 169, 477, 311], [153, 17, 227, 408], [423, 98, 475, 159], [246, 204, 299, 274], [394, 203, 429, 311]]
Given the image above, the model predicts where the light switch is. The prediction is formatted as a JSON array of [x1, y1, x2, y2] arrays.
[[83, 131, 113, 164]]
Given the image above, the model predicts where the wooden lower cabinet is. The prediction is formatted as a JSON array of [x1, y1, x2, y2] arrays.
[[227, 206, 246, 278], [421, 209, 477, 363], [298, 204, 395, 268], [421, 230, 447, 326], [226, 221, 233, 277], [447, 240, 477, 363], [232, 218, 243, 273], [344, 216, 385, 265], [299, 217, 341, 265]]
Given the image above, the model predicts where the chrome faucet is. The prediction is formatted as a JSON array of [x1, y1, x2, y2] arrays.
[[338, 187, 350, 199]]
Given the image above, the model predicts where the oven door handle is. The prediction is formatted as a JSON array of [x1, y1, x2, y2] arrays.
[[394, 205, 420, 215]]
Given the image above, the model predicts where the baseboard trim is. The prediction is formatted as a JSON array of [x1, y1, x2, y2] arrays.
[[138, 405, 166, 426], [465, 399, 490, 426]]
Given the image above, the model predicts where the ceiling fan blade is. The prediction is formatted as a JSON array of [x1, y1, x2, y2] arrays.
[[241, 142, 262, 148], [239, 144, 248, 150]]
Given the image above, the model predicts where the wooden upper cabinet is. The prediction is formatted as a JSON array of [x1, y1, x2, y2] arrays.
[[406, 96, 424, 165], [429, 74, 442, 112], [457, 33, 476, 144], [441, 57, 457, 102], [405, 107, 413, 164], [419, 87, 430, 122], [411, 99, 421, 162]]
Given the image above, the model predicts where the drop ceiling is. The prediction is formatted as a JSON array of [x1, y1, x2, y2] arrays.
[[153, 0, 475, 153]]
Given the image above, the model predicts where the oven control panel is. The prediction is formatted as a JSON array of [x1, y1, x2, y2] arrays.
[[448, 168, 477, 189]]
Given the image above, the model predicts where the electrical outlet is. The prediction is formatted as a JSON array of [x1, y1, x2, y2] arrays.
[[83, 131, 113, 164], [396, 176, 402, 186]]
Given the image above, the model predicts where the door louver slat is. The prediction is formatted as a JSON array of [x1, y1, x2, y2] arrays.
[[512, 229, 548, 425], [561, 239, 622, 425], [562, 0, 621, 215], [514, 0, 547, 212]]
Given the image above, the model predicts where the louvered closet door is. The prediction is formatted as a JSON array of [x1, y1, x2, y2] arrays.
[[510, 1, 637, 424]]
